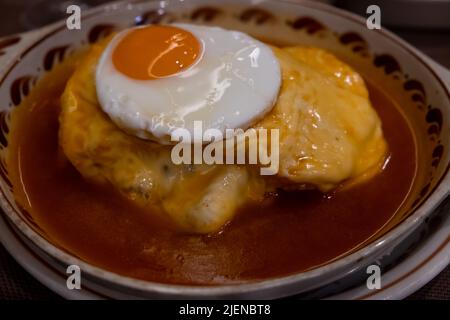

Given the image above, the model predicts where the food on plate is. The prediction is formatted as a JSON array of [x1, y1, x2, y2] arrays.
[[8, 23, 417, 284]]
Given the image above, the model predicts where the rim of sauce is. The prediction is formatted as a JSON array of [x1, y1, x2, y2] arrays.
[[7, 51, 417, 285]]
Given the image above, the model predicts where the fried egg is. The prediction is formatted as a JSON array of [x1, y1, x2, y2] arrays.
[[96, 23, 281, 144]]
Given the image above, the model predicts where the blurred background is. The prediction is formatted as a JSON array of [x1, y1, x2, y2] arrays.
[[0, 0, 448, 300]]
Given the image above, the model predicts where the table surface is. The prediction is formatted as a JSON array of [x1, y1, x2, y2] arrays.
[[0, 0, 449, 300]]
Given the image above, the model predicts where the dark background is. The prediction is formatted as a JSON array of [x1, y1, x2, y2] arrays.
[[0, 0, 448, 299]]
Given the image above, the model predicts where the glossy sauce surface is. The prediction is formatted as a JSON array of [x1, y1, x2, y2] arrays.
[[8, 51, 416, 285]]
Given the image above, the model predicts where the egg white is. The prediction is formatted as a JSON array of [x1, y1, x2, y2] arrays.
[[96, 23, 281, 144]]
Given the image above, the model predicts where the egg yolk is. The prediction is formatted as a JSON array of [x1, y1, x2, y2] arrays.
[[112, 25, 201, 80]]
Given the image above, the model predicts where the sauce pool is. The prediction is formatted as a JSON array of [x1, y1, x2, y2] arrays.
[[7, 53, 416, 285]]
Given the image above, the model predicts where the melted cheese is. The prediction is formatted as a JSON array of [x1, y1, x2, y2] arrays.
[[256, 46, 387, 191]]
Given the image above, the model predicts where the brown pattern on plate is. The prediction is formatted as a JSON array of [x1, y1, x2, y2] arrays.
[[0, 113, 12, 190], [190, 7, 222, 22], [404, 79, 427, 110], [239, 8, 275, 25], [88, 24, 116, 44], [339, 32, 369, 57], [373, 54, 402, 75], [287, 17, 326, 34], [0, 111, 9, 149], [43, 46, 69, 71], [431, 144, 444, 168], [135, 10, 177, 25], [0, 160, 11, 189], [10, 76, 36, 106], [426, 107, 443, 135]]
